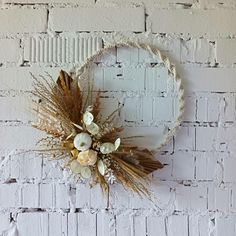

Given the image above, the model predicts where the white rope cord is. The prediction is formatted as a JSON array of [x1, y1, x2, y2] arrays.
[[72, 41, 184, 153]]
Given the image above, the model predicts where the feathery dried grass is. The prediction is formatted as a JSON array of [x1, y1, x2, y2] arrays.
[[32, 70, 163, 198]]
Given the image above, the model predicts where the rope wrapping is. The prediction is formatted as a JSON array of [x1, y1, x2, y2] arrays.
[[71, 41, 184, 152]]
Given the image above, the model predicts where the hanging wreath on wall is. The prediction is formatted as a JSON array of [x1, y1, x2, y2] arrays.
[[32, 42, 184, 198]]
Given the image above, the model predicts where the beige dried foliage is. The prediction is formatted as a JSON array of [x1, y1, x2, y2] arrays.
[[32, 70, 163, 198]]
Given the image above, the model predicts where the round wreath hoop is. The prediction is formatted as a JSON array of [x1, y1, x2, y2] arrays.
[[32, 41, 184, 198], [73, 41, 185, 152]]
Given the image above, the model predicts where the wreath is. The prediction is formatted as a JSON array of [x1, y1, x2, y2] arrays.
[[32, 42, 184, 198]]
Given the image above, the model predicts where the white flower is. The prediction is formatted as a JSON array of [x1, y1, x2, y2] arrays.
[[83, 111, 94, 125], [77, 149, 98, 166], [86, 122, 100, 135], [70, 160, 82, 174], [100, 143, 115, 154], [100, 138, 121, 154], [114, 138, 121, 150], [80, 166, 92, 178], [97, 160, 107, 176], [73, 133, 92, 151]]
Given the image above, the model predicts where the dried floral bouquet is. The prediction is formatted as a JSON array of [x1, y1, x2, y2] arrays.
[[32, 70, 163, 198]]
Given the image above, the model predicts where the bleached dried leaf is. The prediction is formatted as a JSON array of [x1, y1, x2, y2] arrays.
[[70, 160, 82, 174], [81, 166, 91, 178], [83, 111, 94, 125], [100, 142, 115, 154], [98, 160, 107, 176]]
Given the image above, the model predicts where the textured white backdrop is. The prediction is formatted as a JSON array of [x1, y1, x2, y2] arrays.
[[0, 0, 236, 236]]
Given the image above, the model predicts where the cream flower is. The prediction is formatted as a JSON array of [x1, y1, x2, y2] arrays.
[[83, 111, 94, 125], [100, 138, 121, 154], [73, 133, 92, 151], [70, 160, 82, 174], [77, 149, 98, 166]]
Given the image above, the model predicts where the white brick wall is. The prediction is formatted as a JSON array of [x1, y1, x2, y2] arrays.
[[1, 1, 236, 236]]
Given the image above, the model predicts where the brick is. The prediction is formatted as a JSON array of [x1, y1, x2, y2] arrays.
[[183, 96, 196, 122], [181, 38, 212, 63], [75, 183, 91, 208], [167, 215, 188, 236], [148, 9, 236, 36], [39, 184, 54, 208], [55, 183, 70, 208], [117, 47, 139, 64], [97, 211, 110, 236], [217, 39, 236, 64], [42, 158, 63, 180], [99, 97, 119, 118], [196, 127, 217, 151], [222, 94, 235, 122], [139, 48, 161, 63], [223, 156, 236, 182], [95, 47, 117, 65], [109, 183, 131, 208], [0, 183, 19, 208], [231, 185, 236, 212], [0, 39, 21, 63], [175, 184, 207, 211], [77, 213, 96, 236], [141, 97, 154, 123], [0, 126, 44, 149], [24, 36, 102, 64], [116, 213, 132, 236], [145, 67, 168, 94], [180, 66, 236, 93], [175, 127, 195, 151], [103, 67, 145, 91], [0, 95, 34, 122], [216, 127, 236, 152], [133, 216, 146, 236], [153, 97, 174, 122], [0, 67, 66, 91], [68, 213, 78, 236], [195, 152, 217, 181], [172, 151, 195, 180], [196, 95, 221, 122], [0, 9, 47, 33], [0, 213, 10, 232], [122, 97, 141, 123], [129, 184, 172, 209], [153, 154, 173, 179], [189, 215, 209, 236], [5, 0, 94, 3], [49, 213, 67, 236], [200, 0, 236, 9], [97, 0, 194, 4], [0, 150, 11, 182], [208, 185, 230, 212], [90, 185, 108, 209], [49, 7, 145, 32], [10, 153, 42, 180], [216, 216, 236, 236], [21, 184, 39, 208], [147, 216, 166, 235], [17, 213, 49, 236]]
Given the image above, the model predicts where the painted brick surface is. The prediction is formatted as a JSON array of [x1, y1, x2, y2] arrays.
[[148, 9, 236, 36], [0, 1, 236, 236], [49, 7, 145, 32], [0, 9, 47, 33]]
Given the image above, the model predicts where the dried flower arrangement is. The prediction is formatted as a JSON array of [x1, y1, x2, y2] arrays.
[[32, 70, 163, 198], [32, 42, 184, 199]]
